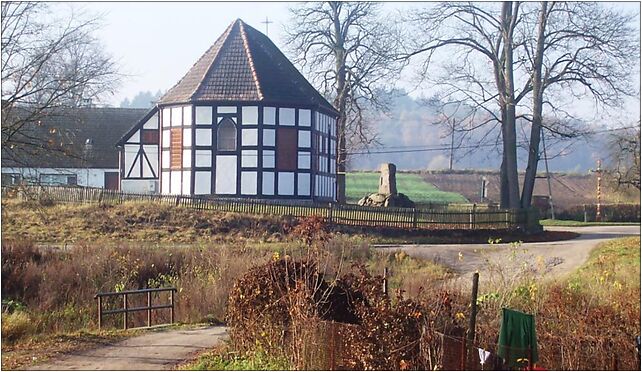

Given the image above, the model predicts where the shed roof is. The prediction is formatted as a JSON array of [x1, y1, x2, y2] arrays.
[[1, 107, 148, 169], [159, 19, 338, 115]]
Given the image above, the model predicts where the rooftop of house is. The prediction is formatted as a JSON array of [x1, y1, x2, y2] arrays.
[[2, 106, 148, 169], [159, 19, 338, 115]]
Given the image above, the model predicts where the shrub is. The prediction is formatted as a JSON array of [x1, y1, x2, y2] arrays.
[[1, 311, 34, 342], [557, 203, 640, 222]]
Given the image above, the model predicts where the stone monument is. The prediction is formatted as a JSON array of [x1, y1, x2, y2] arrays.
[[358, 163, 415, 208]]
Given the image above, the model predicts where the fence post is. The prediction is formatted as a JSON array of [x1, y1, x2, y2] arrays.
[[98, 190, 104, 204], [147, 291, 152, 327], [328, 203, 334, 224], [462, 273, 479, 370], [170, 290, 175, 324], [412, 208, 418, 229], [97, 296, 102, 330], [470, 204, 477, 230], [175, 195, 181, 207], [382, 267, 388, 296], [123, 293, 128, 330]]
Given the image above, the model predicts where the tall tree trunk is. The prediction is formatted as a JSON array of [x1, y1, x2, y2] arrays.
[[331, 2, 348, 204], [501, 1, 521, 209], [521, 1, 548, 208]]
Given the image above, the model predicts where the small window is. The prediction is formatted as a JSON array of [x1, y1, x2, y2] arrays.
[[39, 174, 77, 186], [217, 118, 237, 151], [170, 128, 182, 170]]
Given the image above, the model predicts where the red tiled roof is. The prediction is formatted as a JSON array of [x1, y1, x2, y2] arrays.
[[159, 19, 337, 114]]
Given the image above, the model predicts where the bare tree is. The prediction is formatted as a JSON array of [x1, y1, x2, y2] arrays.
[[606, 124, 641, 190], [405, 2, 523, 209], [519, 1, 639, 207], [1, 2, 119, 168], [406, 1, 639, 209], [285, 1, 406, 203]]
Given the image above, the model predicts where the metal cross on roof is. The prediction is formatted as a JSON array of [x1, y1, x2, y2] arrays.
[[261, 16, 273, 36]]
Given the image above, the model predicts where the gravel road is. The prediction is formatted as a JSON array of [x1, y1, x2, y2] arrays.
[[30, 325, 227, 370]]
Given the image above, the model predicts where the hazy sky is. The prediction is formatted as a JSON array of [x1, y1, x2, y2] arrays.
[[49, 1, 640, 124]]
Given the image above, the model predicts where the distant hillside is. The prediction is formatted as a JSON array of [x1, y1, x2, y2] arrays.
[[348, 92, 613, 173]]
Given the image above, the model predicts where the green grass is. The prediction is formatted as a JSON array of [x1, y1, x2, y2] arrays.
[[180, 349, 291, 370], [540, 219, 640, 227], [567, 236, 640, 295], [346, 172, 468, 204]]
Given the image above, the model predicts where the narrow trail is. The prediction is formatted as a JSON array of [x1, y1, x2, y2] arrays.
[[30, 325, 227, 370]]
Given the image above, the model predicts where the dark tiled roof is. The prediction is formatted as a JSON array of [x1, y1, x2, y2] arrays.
[[2, 107, 148, 169], [159, 19, 337, 114]]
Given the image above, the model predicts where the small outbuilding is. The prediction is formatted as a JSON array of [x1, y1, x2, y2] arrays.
[[117, 19, 339, 201]]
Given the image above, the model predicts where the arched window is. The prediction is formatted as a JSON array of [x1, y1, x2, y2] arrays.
[[217, 118, 237, 151]]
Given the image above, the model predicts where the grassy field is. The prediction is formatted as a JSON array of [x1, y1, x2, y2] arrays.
[[540, 219, 641, 227], [346, 172, 468, 204]]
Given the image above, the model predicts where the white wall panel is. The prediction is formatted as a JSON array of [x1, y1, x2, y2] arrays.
[[162, 130, 170, 148], [182, 171, 191, 195], [121, 179, 158, 193], [218, 106, 237, 113], [278, 172, 294, 196], [129, 130, 140, 143], [143, 145, 158, 177], [161, 171, 170, 194], [162, 108, 171, 128], [195, 129, 212, 146], [171, 107, 182, 127], [182, 149, 191, 168], [162, 150, 170, 169], [183, 128, 192, 147], [298, 152, 310, 169], [263, 129, 275, 146], [143, 112, 159, 129], [263, 150, 275, 168], [195, 106, 213, 125], [299, 109, 311, 127], [195, 150, 211, 167], [262, 172, 274, 195], [194, 171, 211, 195], [297, 173, 310, 196], [183, 105, 192, 126], [242, 150, 257, 168], [215, 155, 237, 194], [124, 145, 138, 176], [242, 129, 258, 146], [279, 108, 295, 126], [241, 172, 257, 195], [242, 106, 258, 125], [298, 131, 311, 148], [170, 171, 181, 195], [263, 107, 276, 125]]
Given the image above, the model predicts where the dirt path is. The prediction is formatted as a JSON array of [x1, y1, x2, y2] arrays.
[[30, 325, 227, 370], [377, 225, 640, 284]]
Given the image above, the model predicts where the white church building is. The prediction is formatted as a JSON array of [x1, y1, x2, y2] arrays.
[[117, 19, 339, 201]]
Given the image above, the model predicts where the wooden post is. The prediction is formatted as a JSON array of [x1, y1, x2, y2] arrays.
[[97, 296, 102, 330], [123, 293, 128, 330], [175, 195, 181, 206], [412, 208, 418, 229], [465, 273, 480, 370], [170, 290, 175, 324], [328, 203, 334, 224], [382, 267, 388, 296], [147, 291, 152, 327]]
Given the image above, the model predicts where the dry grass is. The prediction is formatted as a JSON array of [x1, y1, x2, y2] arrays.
[[1, 199, 295, 244]]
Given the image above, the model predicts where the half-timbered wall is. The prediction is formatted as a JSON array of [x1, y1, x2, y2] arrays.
[[157, 103, 337, 201], [120, 110, 159, 193]]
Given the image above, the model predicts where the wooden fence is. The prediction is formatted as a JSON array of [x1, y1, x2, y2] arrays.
[[2, 185, 541, 232]]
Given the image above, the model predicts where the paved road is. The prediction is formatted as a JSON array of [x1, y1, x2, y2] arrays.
[[31, 325, 227, 370], [377, 225, 640, 284]]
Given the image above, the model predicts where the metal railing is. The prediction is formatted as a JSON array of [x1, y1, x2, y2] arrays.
[[95, 287, 176, 330]]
